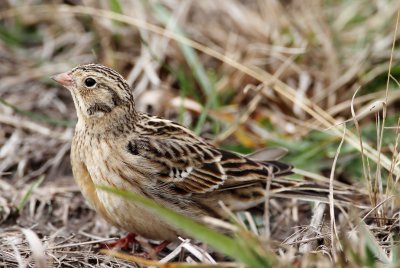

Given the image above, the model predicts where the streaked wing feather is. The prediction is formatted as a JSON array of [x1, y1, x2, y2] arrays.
[[218, 150, 293, 191], [128, 115, 293, 196], [126, 136, 226, 194]]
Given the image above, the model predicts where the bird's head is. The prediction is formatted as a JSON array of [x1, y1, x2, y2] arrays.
[[52, 64, 135, 124]]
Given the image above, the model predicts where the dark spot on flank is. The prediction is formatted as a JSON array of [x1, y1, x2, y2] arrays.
[[127, 141, 139, 155]]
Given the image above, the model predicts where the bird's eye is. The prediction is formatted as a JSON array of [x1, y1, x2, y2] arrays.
[[84, 77, 96, 87]]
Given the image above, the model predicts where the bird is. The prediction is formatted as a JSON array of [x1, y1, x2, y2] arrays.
[[51, 63, 299, 250]]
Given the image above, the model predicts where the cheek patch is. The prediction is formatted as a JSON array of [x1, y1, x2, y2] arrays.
[[100, 83, 126, 106], [87, 103, 112, 116]]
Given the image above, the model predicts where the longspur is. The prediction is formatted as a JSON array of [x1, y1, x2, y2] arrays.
[[52, 64, 301, 245]]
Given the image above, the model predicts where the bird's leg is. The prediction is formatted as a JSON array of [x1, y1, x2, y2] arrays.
[[135, 240, 171, 259], [99, 233, 138, 250], [151, 240, 171, 253]]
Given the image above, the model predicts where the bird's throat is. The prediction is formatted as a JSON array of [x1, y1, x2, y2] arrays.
[[77, 107, 136, 138]]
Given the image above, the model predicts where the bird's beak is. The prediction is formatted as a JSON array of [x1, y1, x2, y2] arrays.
[[51, 72, 73, 87]]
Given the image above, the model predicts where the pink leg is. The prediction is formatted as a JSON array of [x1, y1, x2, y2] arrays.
[[135, 240, 171, 259], [99, 233, 138, 250], [152, 240, 171, 253]]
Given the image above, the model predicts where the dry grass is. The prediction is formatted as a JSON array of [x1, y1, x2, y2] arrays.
[[0, 0, 400, 267]]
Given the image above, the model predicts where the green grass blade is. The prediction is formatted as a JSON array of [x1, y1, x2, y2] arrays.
[[109, 0, 123, 14], [150, 3, 215, 134], [360, 222, 390, 264], [17, 175, 45, 212], [108, 0, 123, 26], [152, 4, 213, 95], [98, 185, 273, 268]]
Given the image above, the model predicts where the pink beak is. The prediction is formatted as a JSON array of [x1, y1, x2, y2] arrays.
[[51, 72, 73, 86]]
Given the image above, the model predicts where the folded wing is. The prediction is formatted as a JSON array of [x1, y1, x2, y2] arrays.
[[125, 136, 292, 196]]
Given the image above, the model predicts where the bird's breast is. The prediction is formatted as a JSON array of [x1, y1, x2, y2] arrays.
[[71, 134, 178, 240]]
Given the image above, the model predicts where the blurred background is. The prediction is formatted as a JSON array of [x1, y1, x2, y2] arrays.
[[0, 0, 399, 266]]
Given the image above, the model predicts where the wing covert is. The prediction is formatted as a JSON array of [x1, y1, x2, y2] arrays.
[[126, 137, 227, 194]]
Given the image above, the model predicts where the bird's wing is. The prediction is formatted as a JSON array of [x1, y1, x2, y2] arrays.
[[125, 136, 227, 194], [124, 136, 293, 195]]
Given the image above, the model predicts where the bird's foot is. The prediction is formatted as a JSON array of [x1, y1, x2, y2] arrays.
[[134, 240, 171, 259], [99, 233, 138, 250]]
